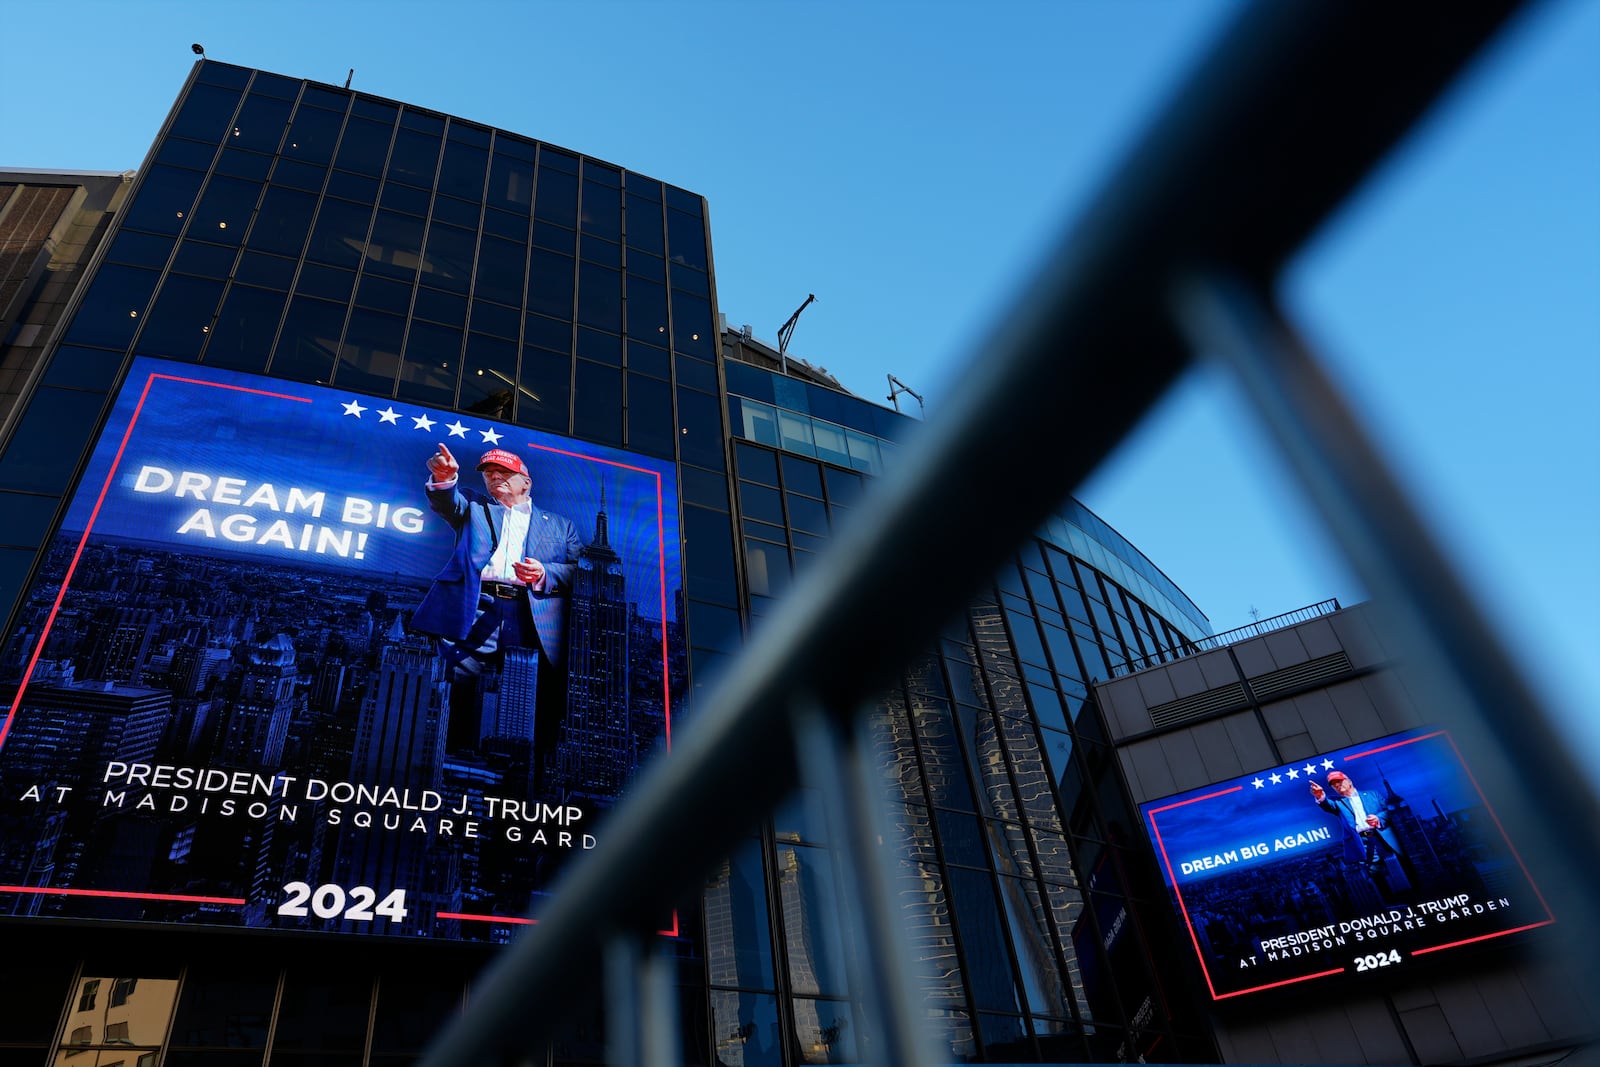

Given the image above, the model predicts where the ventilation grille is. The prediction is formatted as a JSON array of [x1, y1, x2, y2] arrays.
[[1250, 652, 1354, 701], [1144, 652, 1355, 730], [1150, 683, 1248, 729]]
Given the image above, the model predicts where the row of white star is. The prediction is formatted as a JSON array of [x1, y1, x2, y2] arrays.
[[1251, 757, 1338, 788], [340, 398, 504, 444]]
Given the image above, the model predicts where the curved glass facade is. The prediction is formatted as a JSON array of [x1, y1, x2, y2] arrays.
[[0, 61, 1217, 1064]]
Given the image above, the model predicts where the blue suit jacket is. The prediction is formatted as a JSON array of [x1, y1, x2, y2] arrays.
[[411, 484, 582, 667], [1318, 789, 1403, 862]]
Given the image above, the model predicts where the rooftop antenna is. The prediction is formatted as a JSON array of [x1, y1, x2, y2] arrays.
[[886, 374, 925, 418], [776, 293, 815, 376], [344, 68, 355, 90]]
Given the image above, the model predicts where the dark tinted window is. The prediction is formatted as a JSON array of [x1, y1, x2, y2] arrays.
[[325, 168, 379, 204], [517, 347, 570, 432], [468, 299, 518, 340], [246, 186, 316, 257], [534, 168, 578, 227], [106, 230, 174, 268], [0, 492, 59, 549], [667, 208, 707, 270], [334, 117, 394, 175], [671, 292, 714, 358], [413, 286, 466, 327], [205, 284, 286, 373], [295, 263, 356, 303], [305, 198, 373, 268], [338, 307, 405, 396], [683, 507, 738, 610], [676, 355, 717, 394], [573, 360, 622, 445], [190, 175, 260, 247], [136, 274, 225, 361], [231, 93, 292, 153], [625, 193, 664, 254], [0, 387, 106, 494], [626, 278, 668, 340], [215, 147, 272, 182], [533, 220, 576, 255], [355, 274, 414, 316], [122, 165, 207, 236], [386, 128, 442, 188], [380, 181, 431, 217], [576, 327, 620, 366], [364, 210, 425, 281], [271, 295, 345, 383], [626, 341, 669, 380], [576, 262, 620, 331], [432, 194, 480, 230], [438, 140, 488, 201], [526, 250, 574, 319], [487, 153, 533, 212], [170, 83, 240, 143], [234, 251, 296, 290], [524, 313, 571, 354], [460, 333, 516, 416], [580, 181, 621, 241], [270, 157, 326, 192], [283, 105, 344, 166], [420, 224, 476, 293], [155, 136, 218, 171], [474, 236, 526, 308], [63, 264, 159, 349], [43, 345, 125, 391], [399, 322, 461, 407], [626, 373, 674, 459], [677, 386, 724, 470]]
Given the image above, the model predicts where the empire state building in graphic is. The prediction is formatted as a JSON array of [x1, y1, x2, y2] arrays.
[[554, 484, 633, 797]]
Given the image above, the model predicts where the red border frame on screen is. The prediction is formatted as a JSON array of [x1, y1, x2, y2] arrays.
[[1144, 729, 1554, 1001], [0, 368, 682, 938]]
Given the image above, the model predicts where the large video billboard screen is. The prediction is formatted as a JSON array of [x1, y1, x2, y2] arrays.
[[1139, 726, 1553, 999], [0, 357, 685, 940]]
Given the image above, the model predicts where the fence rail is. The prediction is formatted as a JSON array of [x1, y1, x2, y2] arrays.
[[418, 3, 1599, 1065], [1114, 597, 1342, 677]]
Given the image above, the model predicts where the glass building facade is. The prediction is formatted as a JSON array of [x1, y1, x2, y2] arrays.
[[0, 61, 1228, 1064]]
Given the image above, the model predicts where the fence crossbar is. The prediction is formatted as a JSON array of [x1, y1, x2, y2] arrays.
[[416, 3, 1556, 1064]]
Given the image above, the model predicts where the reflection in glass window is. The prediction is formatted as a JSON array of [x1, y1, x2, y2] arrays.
[[776, 845, 849, 997], [810, 423, 850, 469], [844, 428, 880, 475], [790, 998, 857, 1065], [704, 838, 776, 991], [775, 412, 814, 457], [709, 990, 782, 1067], [740, 401, 779, 448]]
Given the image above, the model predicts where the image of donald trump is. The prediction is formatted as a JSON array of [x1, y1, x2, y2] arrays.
[[412, 443, 581, 775]]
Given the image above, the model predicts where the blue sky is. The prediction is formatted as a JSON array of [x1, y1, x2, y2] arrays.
[[4, 1, 1595, 757]]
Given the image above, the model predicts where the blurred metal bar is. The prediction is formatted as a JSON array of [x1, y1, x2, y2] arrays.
[[793, 701, 940, 1067], [605, 934, 679, 1067], [1176, 270, 1600, 980], [418, 3, 1533, 1064]]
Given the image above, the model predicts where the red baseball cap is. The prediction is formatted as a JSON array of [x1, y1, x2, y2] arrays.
[[477, 449, 528, 476], [1326, 771, 1350, 784]]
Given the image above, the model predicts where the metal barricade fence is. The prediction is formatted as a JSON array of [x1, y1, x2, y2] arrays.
[[418, 3, 1599, 1065]]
